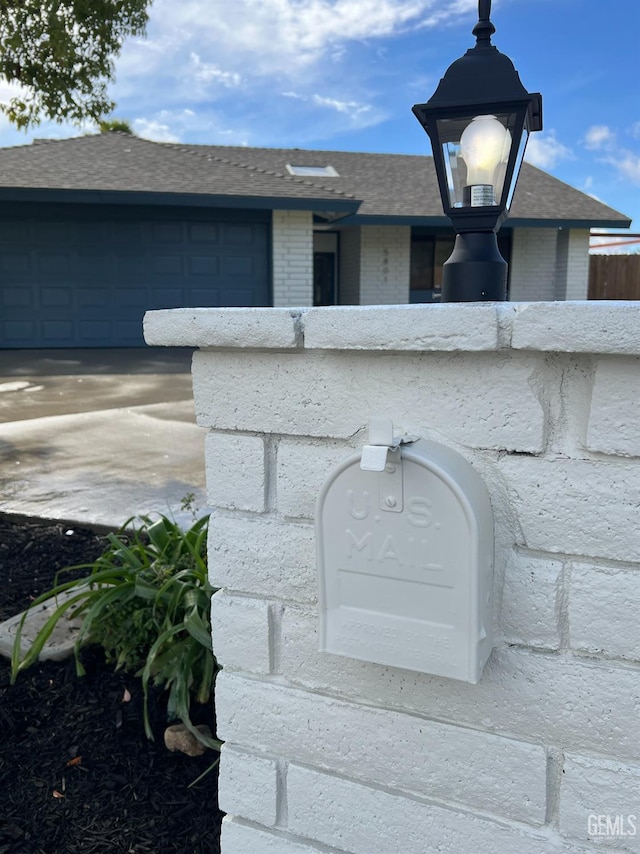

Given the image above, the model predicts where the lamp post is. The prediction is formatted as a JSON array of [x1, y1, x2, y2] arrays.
[[412, 0, 542, 302]]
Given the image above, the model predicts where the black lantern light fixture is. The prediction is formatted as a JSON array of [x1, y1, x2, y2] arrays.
[[412, 0, 542, 302]]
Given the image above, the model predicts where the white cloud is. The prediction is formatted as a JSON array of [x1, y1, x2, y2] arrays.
[[281, 90, 380, 130], [117, 0, 477, 85], [418, 0, 479, 28], [584, 124, 616, 150], [189, 54, 242, 89], [103, 0, 488, 146], [312, 95, 371, 117], [128, 0, 431, 79], [611, 151, 640, 185], [133, 118, 181, 143], [581, 123, 640, 187], [524, 131, 572, 170], [133, 109, 255, 146]]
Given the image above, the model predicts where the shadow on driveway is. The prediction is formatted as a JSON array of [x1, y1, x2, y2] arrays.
[[0, 348, 208, 527]]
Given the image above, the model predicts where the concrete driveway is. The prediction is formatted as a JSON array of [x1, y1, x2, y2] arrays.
[[0, 348, 209, 528]]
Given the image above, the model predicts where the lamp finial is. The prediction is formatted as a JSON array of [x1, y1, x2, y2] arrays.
[[473, 0, 495, 46]]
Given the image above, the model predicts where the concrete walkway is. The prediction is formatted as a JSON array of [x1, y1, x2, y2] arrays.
[[0, 348, 209, 528]]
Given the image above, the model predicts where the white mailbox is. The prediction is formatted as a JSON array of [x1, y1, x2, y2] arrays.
[[316, 421, 494, 683]]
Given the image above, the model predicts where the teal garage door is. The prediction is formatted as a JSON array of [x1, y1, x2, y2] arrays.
[[0, 205, 270, 348]]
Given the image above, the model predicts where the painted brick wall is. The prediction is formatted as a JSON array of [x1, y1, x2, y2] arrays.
[[272, 210, 314, 307], [145, 301, 640, 854], [509, 227, 558, 301], [510, 228, 590, 301], [563, 229, 590, 300], [359, 225, 410, 304]]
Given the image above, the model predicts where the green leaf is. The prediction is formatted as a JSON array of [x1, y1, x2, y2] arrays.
[[0, 0, 150, 129], [10, 508, 219, 754]]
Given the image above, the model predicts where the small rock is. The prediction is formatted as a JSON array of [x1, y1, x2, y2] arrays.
[[163, 723, 212, 757]]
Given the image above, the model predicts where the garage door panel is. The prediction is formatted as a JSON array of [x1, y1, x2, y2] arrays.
[[39, 254, 70, 276], [189, 256, 218, 276], [41, 287, 73, 307], [78, 287, 110, 308], [42, 320, 74, 342], [186, 288, 218, 307], [0, 222, 28, 243], [1, 254, 31, 275], [154, 255, 183, 275], [111, 222, 143, 244], [150, 222, 183, 244], [74, 252, 115, 279], [115, 254, 147, 278], [224, 224, 256, 244], [0, 210, 270, 347], [188, 223, 219, 243], [115, 287, 147, 307], [3, 320, 36, 342], [152, 288, 183, 309], [78, 321, 112, 343], [221, 288, 256, 307], [2, 286, 33, 307], [35, 222, 70, 243], [116, 320, 148, 343], [75, 221, 107, 243], [223, 256, 256, 276]]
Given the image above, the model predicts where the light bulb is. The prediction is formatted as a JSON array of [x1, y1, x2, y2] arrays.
[[460, 115, 511, 205]]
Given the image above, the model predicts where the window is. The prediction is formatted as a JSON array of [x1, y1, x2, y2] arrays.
[[410, 230, 512, 302], [286, 164, 339, 178]]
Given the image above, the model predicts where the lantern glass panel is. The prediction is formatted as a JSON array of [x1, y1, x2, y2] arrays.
[[437, 110, 520, 210], [506, 126, 528, 209]]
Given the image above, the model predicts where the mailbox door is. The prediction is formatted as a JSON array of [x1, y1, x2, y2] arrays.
[[317, 440, 493, 682]]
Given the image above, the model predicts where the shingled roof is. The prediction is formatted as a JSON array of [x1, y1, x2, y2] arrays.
[[0, 132, 630, 229]]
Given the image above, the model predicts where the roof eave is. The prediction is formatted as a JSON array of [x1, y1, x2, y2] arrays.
[[332, 213, 632, 230], [0, 186, 361, 213], [507, 216, 632, 230]]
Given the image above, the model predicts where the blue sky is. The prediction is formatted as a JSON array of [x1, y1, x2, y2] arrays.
[[0, 0, 638, 231]]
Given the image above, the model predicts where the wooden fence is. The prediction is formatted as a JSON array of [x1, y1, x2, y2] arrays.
[[589, 254, 640, 300]]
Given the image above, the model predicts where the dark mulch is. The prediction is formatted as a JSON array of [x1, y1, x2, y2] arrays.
[[0, 514, 223, 854]]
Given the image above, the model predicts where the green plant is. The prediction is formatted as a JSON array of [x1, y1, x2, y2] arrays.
[[11, 513, 220, 752]]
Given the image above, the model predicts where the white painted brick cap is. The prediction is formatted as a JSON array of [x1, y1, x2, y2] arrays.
[[146, 303, 640, 355], [302, 304, 500, 351], [511, 301, 640, 355], [143, 307, 301, 348]]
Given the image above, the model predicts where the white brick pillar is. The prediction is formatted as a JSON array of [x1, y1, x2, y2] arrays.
[[272, 210, 313, 307], [556, 228, 589, 300], [359, 225, 410, 304], [509, 227, 558, 301], [144, 301, 640, 854]]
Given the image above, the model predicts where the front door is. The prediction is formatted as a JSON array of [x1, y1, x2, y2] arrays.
[[314, 251, 337, 306]]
